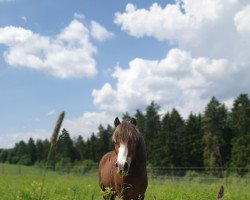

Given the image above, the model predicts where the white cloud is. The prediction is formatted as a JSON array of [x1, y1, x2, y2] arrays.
[[114, 1, 250, 61], [114, 1, 229, 40], [0, 111, 115, 148], [234, 4, 250, 34], [47, 110, 56, 116], [90, 21, 114, 41], [20, 16, 27, 23], [63, 112, 114, 140], [73, 12, 85, 20], [93, 0, 250, 116], [1, 111, 116, 148], [0, 19, 113, 78], [114, 2, 191, 41], [0, 129, 50, 149], [93, 48, 244, 117]]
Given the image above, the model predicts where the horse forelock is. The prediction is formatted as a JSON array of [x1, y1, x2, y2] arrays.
[[112, 121, 140, 144]]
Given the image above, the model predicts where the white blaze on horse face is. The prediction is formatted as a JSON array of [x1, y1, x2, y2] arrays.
[[117, 143, 128, 166]]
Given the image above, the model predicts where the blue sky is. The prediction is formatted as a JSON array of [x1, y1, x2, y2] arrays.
[[1, 0, 250, 148]]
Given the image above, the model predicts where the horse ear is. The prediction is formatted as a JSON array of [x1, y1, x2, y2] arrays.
[[130, 117, 137, 126], [114, 117, 120, 127]]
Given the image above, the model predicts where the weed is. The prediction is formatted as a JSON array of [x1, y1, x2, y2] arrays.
[[102, 187, 116, 200], [39, 111, 65, 200]]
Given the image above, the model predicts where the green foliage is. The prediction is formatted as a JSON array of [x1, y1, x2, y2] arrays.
[[1, 94, 250, 177], [144, 101, 161, 162], [74, 135, 85, 161], [27, 138, 37, 165], [184, 113, 203, 167], [96, 125, 113, 162], [202, 97, 229, 176], [184, 170, 200, 178], [151, 109, 186, 168], [71, 160, 97, 175], [18, 154, 32, 166], [230, 94, 250, 175], [1, 164, 250, 200], [0, 149, 8, 162], [55, 157, 72, 174], [56, 128, 75, 162], [231, 135, 250, 175], [101, 187, 116, 200]]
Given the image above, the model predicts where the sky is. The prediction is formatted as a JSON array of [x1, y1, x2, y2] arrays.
[[1, 0, 250, 148]]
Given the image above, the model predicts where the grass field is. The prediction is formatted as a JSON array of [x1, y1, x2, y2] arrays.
[[0, 163, 250, 200]]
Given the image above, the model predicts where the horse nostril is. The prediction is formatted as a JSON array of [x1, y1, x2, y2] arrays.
[[115, 162, 118, 168], [124, 162, 128, 172]]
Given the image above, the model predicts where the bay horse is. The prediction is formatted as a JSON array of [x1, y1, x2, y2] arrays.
[[99, 117, 148, 200]]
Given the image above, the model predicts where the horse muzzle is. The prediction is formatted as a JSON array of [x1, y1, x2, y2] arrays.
[[116, 161, 129, 175]]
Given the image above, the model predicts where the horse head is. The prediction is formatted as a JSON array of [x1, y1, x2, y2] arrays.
[[112, 117, 141, 175]]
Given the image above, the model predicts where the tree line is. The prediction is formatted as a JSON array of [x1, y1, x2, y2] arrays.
[[0, 94, 250, 176]]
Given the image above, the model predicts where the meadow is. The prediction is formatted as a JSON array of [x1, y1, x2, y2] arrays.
[[1, 163, 250, 200]]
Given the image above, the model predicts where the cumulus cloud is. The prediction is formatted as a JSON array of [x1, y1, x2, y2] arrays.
[[0, 129, 50, 148], [63, 112, 114, 139], [90, 21, 114, 41], [93, 49, 244, 116], [0, 19, 112, 78], [114, 0, 227, 40], [2, 111, 115, 148], [114, 1, 250, 61], [91, 0, 250, 116], [234, 4, 250, 34]]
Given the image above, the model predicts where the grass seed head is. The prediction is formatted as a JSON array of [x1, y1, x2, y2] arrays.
[[50, 111, 65, 144]]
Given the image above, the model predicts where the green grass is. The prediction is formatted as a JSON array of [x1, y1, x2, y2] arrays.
[[1, 163, 250, 200]]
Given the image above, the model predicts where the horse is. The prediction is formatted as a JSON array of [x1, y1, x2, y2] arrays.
[[99, 117, 148, 200]]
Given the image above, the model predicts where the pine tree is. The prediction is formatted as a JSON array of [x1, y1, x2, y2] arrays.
[[36, 139, 44, 162], [151, 112, 171, 167], [134, 109, 146, 136], [202, 97, 228, 176], [107, 125, 114, 151], [185, 113, 203, 167], [230, 94, 250, 175], [27, 138, 37, 165], [56, 129, 75, 162], [144, 102, 161, 163], [90, 134, 98, 162], [75, 136, 86, 161], [168, 108, 185, 168], [122, 112, 131, 121], [0, 149, 8, 162], [43, 139, 51, 155], [96, 125, 111, 161]]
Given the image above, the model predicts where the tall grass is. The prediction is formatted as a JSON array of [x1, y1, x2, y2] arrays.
[[1, 164, 250, 200], [39, 111, 65, 200]]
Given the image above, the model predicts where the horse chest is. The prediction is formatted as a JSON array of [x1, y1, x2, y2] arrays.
[[114, 168, 147, 198]]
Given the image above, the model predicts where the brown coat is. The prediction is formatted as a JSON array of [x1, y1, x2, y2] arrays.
[[99, 120, 148, 200]]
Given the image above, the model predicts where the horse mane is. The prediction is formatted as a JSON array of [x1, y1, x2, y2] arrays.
[[134, 134, 147, 169], [112, 121, 140, 144]]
